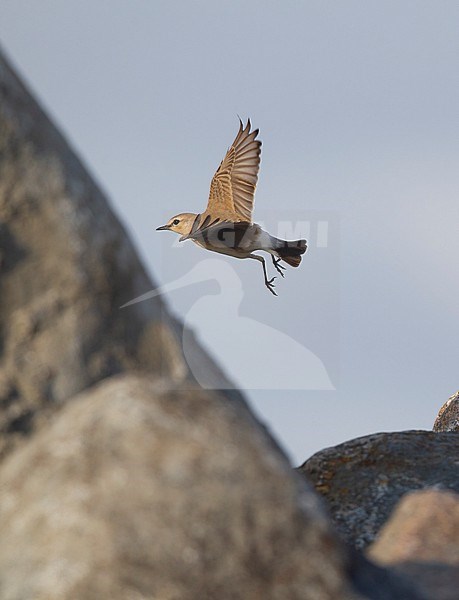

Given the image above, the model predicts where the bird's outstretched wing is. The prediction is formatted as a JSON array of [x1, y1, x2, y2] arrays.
[[205, 119, 261, 222]]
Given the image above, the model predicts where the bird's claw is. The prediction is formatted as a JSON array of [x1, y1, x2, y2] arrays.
[[265, 276, 277, 296], [272, 257, 286, 278]]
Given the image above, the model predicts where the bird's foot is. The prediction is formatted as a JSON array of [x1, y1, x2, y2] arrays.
[[265, 276, 277, 296], [271, 256, 286, 278]]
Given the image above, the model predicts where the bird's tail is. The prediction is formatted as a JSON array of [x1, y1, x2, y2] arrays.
[[272, 237, 307, 267]]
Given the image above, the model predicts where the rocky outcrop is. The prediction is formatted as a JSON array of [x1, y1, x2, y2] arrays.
[[0, 374, 362, 600], [0, 49, 239, 460], [299, 432, 459, 599], [368, 489, 459, 600], [368, 489, 459, 565], [299, 431, 459, 550], [434, 391, 459, 432]]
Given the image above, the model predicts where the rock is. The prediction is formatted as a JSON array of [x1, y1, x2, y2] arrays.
[[0, 49, 239, 460], [368, 489, 459, 600], [298, 431, 459, 550], [434, 391, 459, 432], [368, 489, 459, 565], [0, 374, 362, 600], [385, 565, 459, 600], [347, 551, 426, 600]]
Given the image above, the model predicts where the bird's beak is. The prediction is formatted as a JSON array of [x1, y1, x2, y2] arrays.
[[156, 225, 170, 231]]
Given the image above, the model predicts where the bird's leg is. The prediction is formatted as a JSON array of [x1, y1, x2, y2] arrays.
[[271, 255, 286, 278], [249, 254, 277, 296]]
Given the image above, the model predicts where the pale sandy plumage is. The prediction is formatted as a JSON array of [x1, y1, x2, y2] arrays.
[[204, 119, 261, 222], [157, 120, 307, 295]]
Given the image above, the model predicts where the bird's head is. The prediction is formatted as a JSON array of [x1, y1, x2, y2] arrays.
[[156, 213, 197, 239]]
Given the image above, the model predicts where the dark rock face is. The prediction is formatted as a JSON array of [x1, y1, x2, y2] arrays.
[[368, 490, 459, 600], [347, 552, 426, 600], [434, 391, 459, 432], [299, 431, 459, 550], [0, 374, 361, 600], [0, 50, 239, 459]]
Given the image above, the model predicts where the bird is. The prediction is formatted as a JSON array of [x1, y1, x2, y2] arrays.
[[156, 119, 307, 295]]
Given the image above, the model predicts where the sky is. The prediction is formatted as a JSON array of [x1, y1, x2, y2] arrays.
[[1, 1, 458, 464]]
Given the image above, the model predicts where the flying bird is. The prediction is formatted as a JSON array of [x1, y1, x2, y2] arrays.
[[156, 119, 307, 295]]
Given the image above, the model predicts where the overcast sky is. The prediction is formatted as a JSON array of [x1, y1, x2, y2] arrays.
[[1, 1, 458, 464]]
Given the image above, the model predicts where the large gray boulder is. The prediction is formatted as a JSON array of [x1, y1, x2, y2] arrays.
[[0, 374, 362, 600], [0, 49, 238, 459], [299, 431, 459, 550]]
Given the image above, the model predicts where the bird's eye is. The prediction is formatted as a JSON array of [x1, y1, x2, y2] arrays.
[[173, 219, 180, 225]]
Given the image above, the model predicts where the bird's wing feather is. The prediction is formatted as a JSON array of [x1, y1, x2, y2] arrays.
[[206, 119, 261, 222]]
